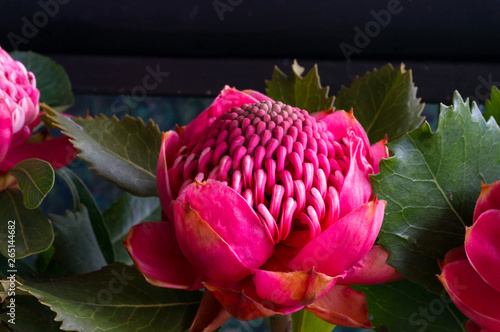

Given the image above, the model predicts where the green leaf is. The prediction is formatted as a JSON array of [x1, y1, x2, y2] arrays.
[[56, 168, 114, 264], [103, 193, 161, 264], [1, 295, 63, 332], [292, 310, 334, 332], [8, 159, 54, 209], [484, 85, 500, 124], [51, 207, 107, 274], [353, 279, 466, 332], [0, 190, 54, 258], [10, 51, 74, 112], [265, 60, 334, 113], [336, 63, 425, 143], [35, 246, 55, 273], [372, 91, 500, 292], [47, 107, 162, 197], [19, 264, 202, 332]]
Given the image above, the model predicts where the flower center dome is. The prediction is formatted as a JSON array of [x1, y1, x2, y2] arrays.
[[170, 101, 352, 246]]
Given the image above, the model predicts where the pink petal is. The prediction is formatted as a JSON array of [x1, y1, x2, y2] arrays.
[[337, 245, 403, 285], [189, 290, 231, 332], [439, 259, 500, 331], [173, 201, 253, 282], [253, 268, 336, 307], [203, 279, 301, 321], [319, 109, 371, 158], [287, 198, 386, 278], [369, 135, 388, 173], [183, 86, 260, 143], [157, 131, 183, 221], [473, 180, 500, 223], [339, 133, 374, 217], [124, 221, 204, 290], [464, 319, 498, 332], [175, 180, 274, 272], [439, 246, 467, 271], [0, 100, 13, 164], [310, 108, 334, 120], [306, 284, 372, 328], [242, 89, 275, 102], [0, 136, 76, 172], [465, 209, 500, 292]]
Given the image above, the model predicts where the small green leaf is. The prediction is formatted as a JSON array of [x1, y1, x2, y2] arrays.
[[265, 60, 334, 113], [1, 295, 63, 332], [47, 107, 162, 197], [336, 63, 425, 143], [51, 207, 107, 274], [103, 193, 161, 264], [0, 190, 54, 258], [35, 246, 55, 273], [8, 158, 54, 209], [19, 264, 202, 332], [291, 310, 334, 332], [57, 168, 114, 264], [484, 85, 500, 124], [10, 51, 74, 112], [354, 279, 466, 332], [373, 91, 500, 292]]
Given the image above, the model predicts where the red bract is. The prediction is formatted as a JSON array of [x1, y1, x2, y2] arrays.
[[126, 86, 401, 329], [439, 180, 500, 331], [0, 46, 76, 189]]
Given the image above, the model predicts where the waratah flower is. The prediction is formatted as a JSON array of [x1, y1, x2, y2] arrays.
[[126, 86, 401, 329], [0, 46, 76, 189], [439, 180, 500, 331]]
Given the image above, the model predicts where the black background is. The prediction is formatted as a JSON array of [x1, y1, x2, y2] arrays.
[[2, 0, 500, 102]]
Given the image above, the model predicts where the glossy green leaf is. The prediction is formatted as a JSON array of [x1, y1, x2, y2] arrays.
[[19, 264, 202, 332], [373, 91, 500, 292], [47, 108, 162, 197], [10, 51, 74, 112], [57, 167, 114, 264], [51, 207, 107, 274], [0, 190, 53, 259], [336, 63, 425, 143], [266, 60, 334, 113], [103, 193, 161, 264], [354, 279, 466, 332], [292, 310, 334, 332], [484, 85, 500, 124], [1, 295, 62, 332], [8, 158, 54, 209]]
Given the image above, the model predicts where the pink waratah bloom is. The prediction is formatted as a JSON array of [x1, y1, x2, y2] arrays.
[[439, 180, 500, 331], [125, 86, 401, 330], [0, 46, 76, 190]]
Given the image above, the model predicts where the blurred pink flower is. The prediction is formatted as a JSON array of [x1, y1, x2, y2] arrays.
[[126, 86, 401, 329], [439, 180, 500, 331], [0, 46, 76, 189]]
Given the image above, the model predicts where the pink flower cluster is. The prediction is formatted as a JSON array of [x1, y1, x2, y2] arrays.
[[0, 46, 75, 188]]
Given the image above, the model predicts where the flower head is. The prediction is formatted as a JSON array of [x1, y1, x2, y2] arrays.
[[439, 180, 500, 331], [126, 86, 400, 329], [0, 46, 76, 189]]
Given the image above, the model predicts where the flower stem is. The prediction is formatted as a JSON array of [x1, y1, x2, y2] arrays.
[[269, 315, 292, 332]]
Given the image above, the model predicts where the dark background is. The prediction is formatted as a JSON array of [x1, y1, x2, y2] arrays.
[[2, 0, 500, 103]]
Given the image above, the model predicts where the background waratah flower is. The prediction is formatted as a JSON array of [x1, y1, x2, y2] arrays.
[[0, 46, 76, 190], [126, 86, 401, 329], [438, 180, 500, 331]]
